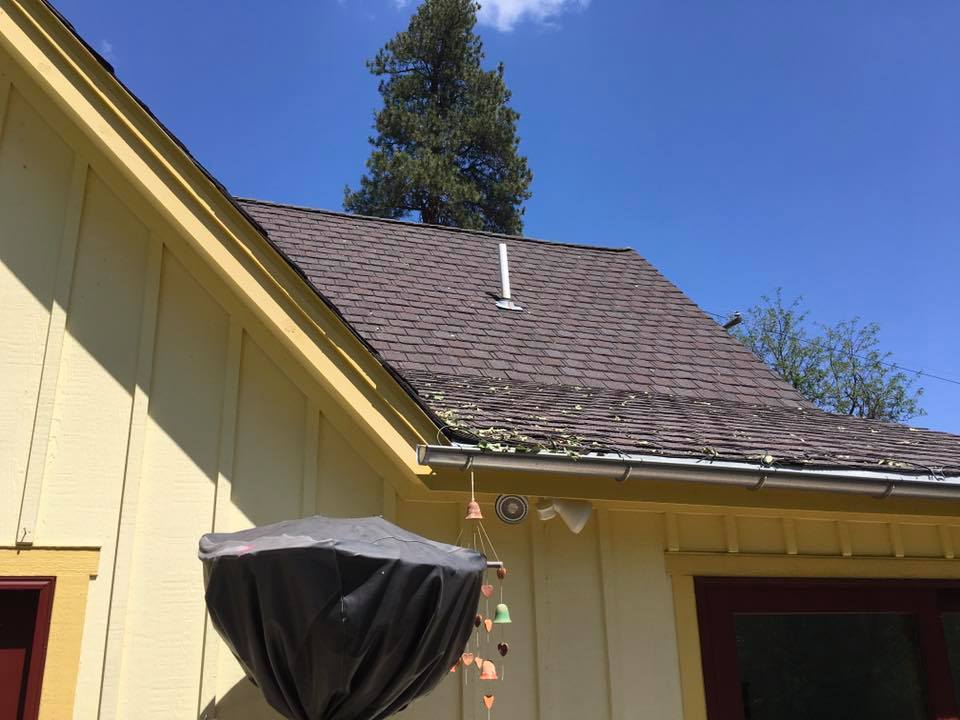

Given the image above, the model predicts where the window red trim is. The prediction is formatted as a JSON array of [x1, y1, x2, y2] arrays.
[[695, 578, 960, 720], [1, 578, 56, 720]]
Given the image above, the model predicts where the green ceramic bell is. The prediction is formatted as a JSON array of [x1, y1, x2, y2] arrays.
[[493, 602, 512, 624]]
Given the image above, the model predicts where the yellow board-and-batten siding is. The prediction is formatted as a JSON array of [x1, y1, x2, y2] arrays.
[[2, 1, 960, 719], [0, 16, 399, 716]]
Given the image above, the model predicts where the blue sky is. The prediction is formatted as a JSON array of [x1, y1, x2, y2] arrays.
[[55, 0, 960, 432]]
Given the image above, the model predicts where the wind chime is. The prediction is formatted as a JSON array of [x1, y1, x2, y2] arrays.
[[449, 470, 512, 720]]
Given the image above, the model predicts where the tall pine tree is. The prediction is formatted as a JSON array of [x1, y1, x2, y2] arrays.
[[344, 0, 532, 234]]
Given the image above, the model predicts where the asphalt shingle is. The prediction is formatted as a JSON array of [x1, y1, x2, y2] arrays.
[[49, 0, 956, 478], [240, 198, 960, 475]]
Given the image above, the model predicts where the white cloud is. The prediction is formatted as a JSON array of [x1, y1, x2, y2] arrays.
[[98, 39, 116, 62], [477, 0, 590, 31], [346, 0, 589, 31]]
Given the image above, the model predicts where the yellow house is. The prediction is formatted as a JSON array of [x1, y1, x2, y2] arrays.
[[2, 1, 960, 719]]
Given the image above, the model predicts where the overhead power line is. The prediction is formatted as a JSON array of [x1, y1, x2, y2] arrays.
[[705, 308, 960, 389]]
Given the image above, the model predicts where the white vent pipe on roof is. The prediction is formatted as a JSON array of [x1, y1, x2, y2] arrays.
[[499, 243, 512, 299], [495, 242, 522, 311]]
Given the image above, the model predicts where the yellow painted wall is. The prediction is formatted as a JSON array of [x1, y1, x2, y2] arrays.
[[0, 48, 392, 719], [0, 40, 678, 719], [5, 16, 960, 720], [394, 501, 688, 720]]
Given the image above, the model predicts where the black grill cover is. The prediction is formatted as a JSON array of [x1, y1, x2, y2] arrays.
[[199, 516, 485, 720]]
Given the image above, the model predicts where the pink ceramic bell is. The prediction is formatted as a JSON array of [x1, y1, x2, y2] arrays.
[[479, 660, 498, 680], [465, 500, 483, 520]]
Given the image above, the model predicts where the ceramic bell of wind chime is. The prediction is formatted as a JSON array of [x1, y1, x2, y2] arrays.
[[452, 469, 513, 720]]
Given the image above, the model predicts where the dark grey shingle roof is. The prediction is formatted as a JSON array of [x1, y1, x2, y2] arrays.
[[240, 198, 960, 475], [409, 373, 960, 474], [241, 200, 802, 402]]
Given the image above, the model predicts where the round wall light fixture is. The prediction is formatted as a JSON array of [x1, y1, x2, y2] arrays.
[[495, 495, 529, 524]]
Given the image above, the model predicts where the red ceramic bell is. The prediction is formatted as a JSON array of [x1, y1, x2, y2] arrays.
[[465, 500, 483, 520]]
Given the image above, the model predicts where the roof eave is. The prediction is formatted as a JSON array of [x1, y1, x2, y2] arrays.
[[417, 444, 960, 502]]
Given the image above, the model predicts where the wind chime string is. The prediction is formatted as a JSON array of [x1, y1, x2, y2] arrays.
[[475, 526, 487, 558], [459, 468, 512, 718], [476, 516, 500, 562]]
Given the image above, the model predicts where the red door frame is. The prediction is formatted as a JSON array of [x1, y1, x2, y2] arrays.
[[0, 578, 56, 720], [695, 578, 960, 720]]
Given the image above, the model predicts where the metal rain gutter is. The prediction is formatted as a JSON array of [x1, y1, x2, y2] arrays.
[[416, 444, 960, 501]]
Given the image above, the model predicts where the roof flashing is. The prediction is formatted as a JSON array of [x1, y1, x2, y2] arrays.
[[495, 298, 524, 311]]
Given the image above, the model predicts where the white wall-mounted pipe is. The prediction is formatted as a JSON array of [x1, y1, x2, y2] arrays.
[[417, 444, 960, 502]]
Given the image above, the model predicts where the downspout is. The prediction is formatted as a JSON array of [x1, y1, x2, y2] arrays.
[[417, 445, 960, 502]]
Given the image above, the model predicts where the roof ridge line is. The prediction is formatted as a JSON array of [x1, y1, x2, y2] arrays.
[[237, 197, 636, 253]]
